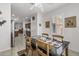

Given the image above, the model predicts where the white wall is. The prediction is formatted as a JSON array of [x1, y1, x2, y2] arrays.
[[31, 12, 44, 36], [31, 16, 37, 36], [42, 17, 52, 37], [37, 12, 43, 35], [44, 3, 79, 52], [0, 3, 11, 52]]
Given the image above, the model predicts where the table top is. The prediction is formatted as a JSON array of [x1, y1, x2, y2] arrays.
[[31, 35, 70, 49], [31, 35, 70, 55]]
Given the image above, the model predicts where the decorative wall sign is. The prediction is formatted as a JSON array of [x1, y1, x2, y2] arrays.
[[45, 21, 50, 28], [65, 16, 76, 28]]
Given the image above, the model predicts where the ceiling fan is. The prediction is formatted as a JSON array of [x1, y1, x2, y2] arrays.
[[30, 3, 44, 12]]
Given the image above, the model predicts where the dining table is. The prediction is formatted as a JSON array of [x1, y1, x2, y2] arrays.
[[31, 35, 70, 56]]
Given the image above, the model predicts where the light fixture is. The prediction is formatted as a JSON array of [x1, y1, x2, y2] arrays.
[[12, 14, 15, 17], [11, 14, 18, 21], [30, 3, 44, 12], [0, 11, 2, 14], [0, 18, 6, 26], [25, 17, 28, 19]]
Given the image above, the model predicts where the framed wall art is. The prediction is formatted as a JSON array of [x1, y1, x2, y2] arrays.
[[65, 16, 76, 28], [45, 21, 50, 28]]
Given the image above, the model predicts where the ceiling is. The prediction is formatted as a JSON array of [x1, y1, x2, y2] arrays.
[[11, 3, 66, 19]]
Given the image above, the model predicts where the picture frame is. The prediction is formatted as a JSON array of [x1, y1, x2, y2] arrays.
[[45, 21, 50, 28], [65, 16, 76, 28]]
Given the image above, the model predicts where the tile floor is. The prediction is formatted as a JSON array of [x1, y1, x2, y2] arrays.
[[0, 34, 25, 56], [0, 34, 79, 56]]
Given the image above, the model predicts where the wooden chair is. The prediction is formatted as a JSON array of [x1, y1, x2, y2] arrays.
[[26, 37, 31, 48], [42, 33, 49, 36], [52, 35, 64, 56], [36, 39, 49, 56], [25, 37, 32, 55], [52, 35, 64, 42]]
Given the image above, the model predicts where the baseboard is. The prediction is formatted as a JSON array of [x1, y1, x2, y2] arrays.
[[0, 47, 11, 53], [69, 49, 79, 54]]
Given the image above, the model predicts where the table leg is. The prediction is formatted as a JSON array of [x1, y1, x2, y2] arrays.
[[65, 47, 68, 56]]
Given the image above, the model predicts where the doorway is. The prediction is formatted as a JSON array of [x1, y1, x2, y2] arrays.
[[11, 20, 15, 47]]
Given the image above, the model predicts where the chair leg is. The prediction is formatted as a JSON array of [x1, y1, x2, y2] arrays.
[[65, 47, 68, 56], [25, 46, 29, 55], [29, 46, 33, 56], [31, 50, 33, 56]]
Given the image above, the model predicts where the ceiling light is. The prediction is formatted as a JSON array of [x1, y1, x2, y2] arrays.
[[25, 17, 28, 19], [0, 11, 2, 14], [12, 14, 15, 17], [30, 3, 44, 12]]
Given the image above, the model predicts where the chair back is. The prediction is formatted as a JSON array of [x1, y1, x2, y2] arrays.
[[42, 33, 49, 36], [52, 35, 64, 42], [36, 39, 49, 56], [26, 37, 32, 49]]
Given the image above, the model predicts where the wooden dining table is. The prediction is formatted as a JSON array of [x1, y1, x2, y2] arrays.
[[31, 35, 70, 56]]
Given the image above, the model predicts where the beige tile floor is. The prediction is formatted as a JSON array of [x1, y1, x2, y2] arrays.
[[0, 34, 79, 56]]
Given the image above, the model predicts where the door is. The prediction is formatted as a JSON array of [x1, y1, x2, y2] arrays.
[[11, 20, 15, 47]]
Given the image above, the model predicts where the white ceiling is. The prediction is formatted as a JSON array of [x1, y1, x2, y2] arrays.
[[11, 3, 66, 19]]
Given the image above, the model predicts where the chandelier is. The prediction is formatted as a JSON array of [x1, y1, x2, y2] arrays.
[[30, 3, 44, 12]]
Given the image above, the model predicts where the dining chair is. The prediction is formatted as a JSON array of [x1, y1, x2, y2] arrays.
[[36, 39, 49, 56], [51, 35, 64, 56], [42, 33, 49, 36], [52, 35, 64, 42], [25, 37, 33, 55], [42, 33, 49, 40]]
